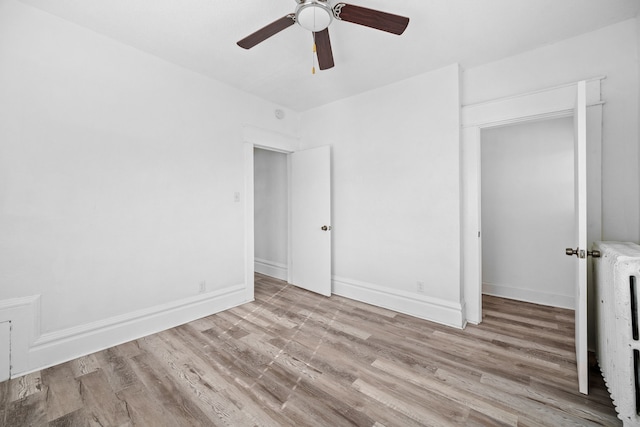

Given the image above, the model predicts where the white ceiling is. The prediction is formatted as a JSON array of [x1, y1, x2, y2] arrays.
[[18, 0, 640, 111]]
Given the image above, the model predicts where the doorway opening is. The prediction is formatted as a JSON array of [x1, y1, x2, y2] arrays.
[[243, 128, 333, 301], [480, 117, 576, 308], [253, 148, 289, 282], [461, 78, 603, 326]]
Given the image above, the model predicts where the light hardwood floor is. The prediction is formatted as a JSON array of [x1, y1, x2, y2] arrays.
[[0, 274, 621, 426]]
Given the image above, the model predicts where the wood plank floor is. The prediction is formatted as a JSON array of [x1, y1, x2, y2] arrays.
[[0, 273, 621, 426]]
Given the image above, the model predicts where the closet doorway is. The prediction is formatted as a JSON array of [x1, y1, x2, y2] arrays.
[[254, 148, 289, 282], [480, 117, 575, 308], [243, 132, 332, 299]]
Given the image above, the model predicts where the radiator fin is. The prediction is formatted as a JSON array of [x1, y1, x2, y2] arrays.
[[635, 349, 640, 416], [594, 242, 640, 425], [632, 276, 638, 341]]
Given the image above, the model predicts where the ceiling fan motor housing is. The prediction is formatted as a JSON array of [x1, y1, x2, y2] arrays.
[[295, 0, 333, 32]]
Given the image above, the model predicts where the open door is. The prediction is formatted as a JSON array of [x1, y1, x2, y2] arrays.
[[567, 80, 588, 394], [290, 146, 332, 296]]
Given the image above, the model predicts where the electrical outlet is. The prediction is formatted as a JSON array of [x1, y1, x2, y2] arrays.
[[416, 281, 424, 293], [199, 281, 206, 294]]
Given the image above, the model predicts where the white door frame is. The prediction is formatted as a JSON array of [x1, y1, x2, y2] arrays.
[[461, 78, 603, 324], [242, 126, 299, 302]]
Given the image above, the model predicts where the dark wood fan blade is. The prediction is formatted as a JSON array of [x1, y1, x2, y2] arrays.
[[237, 15, 296, 49], [314, 29, 334, 70], [334, 3, 409, 35]]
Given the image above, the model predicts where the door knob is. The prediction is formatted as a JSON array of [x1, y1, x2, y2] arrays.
[[566, 247, 601, 258], [321, 225, 332, 231], [566, 247, 579, 256], [566, 247, 585, 258]]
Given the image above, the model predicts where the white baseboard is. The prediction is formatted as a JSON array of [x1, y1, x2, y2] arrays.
[[254, 258, 288, 281], [5, 284, 247, 378], [332, 276, 465, 329], [482, 282, 574, 309]]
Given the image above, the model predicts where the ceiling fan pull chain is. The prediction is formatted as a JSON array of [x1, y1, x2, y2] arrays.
[[312, 7, 316, 74], [312, 33, 316, 74]]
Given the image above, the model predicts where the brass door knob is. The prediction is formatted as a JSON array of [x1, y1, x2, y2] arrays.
[[566, 248, 578, 256]]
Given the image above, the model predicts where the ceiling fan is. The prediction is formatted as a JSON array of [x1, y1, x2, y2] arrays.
[[237, 0, 409, 71]]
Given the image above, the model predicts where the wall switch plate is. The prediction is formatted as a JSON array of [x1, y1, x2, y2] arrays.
[[417, 281, 424, 293]]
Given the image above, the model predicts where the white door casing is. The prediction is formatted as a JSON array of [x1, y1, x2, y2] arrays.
[[290, 146, 332, 296], [461, 78, 603, 322], [243, 126, 299, 302]]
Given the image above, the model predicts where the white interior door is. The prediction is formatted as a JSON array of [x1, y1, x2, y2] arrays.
[[290, 146, 331, 296], [572, 80, 588, 394]]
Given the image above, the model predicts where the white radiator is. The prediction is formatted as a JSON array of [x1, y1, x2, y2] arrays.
[[593, 241, 640, 426]]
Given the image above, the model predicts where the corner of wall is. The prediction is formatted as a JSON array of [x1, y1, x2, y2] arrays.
[[0, 296, 41, 376], [254, 259, 288, 281], [2, 285, 247, 378], [456, 61, 465, 321], [332, 276, 465, 329]]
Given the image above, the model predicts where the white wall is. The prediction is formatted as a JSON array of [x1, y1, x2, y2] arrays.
[[464, 19, 640, 244], [299, 64, 464, 327], [481, 117, 575, 308], [0, 0, 297, 375], [254, 148, 288, 280]]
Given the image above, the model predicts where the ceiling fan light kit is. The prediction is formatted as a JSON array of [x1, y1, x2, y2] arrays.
[[296, 0, 333, 32], [237, 0, 409, 71]]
